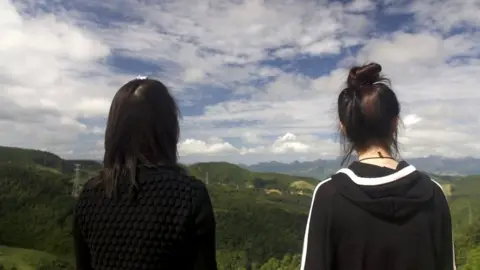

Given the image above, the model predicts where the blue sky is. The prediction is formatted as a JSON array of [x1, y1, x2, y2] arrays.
[[0, 0, 479, 164]]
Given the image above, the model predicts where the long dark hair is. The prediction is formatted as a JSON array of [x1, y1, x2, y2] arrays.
[[337, 62, 400, 165], [96, 78, 180, 197]]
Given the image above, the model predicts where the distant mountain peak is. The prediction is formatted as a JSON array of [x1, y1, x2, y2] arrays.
[[247, 156, 480, 179]]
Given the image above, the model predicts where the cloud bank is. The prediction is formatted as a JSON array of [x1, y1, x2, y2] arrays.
[[1, 0, 479, 164]]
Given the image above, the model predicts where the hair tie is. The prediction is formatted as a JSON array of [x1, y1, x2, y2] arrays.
[[135, 75, 148, 80]]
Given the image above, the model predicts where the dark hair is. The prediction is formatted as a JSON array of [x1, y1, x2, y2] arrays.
[[97, 78, 180, 197], [337, 62, 400, 165]]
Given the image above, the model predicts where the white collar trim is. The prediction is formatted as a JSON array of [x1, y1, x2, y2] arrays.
[[336, 165, 417, 186]]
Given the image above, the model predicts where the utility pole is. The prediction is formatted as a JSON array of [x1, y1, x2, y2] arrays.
[[468, 201, 473, 225], [72, 164, 81, 197]]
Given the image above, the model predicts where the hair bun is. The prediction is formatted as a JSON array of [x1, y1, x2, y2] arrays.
[[347, 62, 382, 88]]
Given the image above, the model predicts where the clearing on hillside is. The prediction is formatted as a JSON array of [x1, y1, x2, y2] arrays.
[[290, 180, 315, 191], [265, 189, 283, 195]]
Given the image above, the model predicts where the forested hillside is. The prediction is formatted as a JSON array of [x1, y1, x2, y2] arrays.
[[0, 147, 316, 269], [0, 146, 479, 269]]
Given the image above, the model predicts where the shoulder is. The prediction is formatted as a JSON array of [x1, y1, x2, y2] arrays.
[[427, 175, 446, 192], [155, 170, 212, 215], [426, 175, 450, 202], [147, 166, 209, 199], [412, 172, 450, 209], [413, 171, 447, 195], [75, 176, 99, 204], [147, 165, 204, 185], [305, 178, 338, 221], [311, 178, 337, 203]]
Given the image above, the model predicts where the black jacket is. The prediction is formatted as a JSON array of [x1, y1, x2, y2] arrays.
[[73, 165, 218, 270], [301, 161, 456, 270]]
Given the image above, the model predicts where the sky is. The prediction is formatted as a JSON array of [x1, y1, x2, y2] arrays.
[[1, 0, 479, 165]]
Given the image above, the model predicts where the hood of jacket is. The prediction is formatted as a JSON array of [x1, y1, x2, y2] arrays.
[[331, 161, 435, 221]]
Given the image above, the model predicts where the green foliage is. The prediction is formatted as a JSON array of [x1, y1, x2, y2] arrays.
[[259, 254, 301, 270], [0, 149, 314, 268], [212, 189, 306, 263], [461, 247, 480, 270], [0, 146, 101, 176], [0, 164, 74, 257], [189, 162, 254, 186], [451, 192, 480, 268], [0, 246, 70, 270], [36, 259, 73, 270], [187, 162, 317, 194], [216, 249, 250, 270], [0, 146, 480, 269]]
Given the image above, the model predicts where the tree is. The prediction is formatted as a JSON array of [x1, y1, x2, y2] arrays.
[[462, 247, 480, 270], [252, 178, 268, 189]]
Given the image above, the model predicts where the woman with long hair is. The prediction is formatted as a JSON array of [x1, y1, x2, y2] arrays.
[[300, 63, 455, 270], [73, 77, 218, 270]]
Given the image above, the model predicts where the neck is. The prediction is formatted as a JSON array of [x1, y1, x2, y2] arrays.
[[357, 146, 392, 160], [356, 146, 398, 169]]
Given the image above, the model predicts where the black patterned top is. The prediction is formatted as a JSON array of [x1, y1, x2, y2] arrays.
[[73, 165, 217, 270]]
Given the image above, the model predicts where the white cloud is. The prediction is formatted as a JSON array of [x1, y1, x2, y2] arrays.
[[271, 133, 310, 154], [241, 132, 265, 145], [178, 138, 238, 156], [346, 0, 376, 13], [89, 0, 368, 89], [303, 39, 343, 56], [0, 0, 120, 152], [183, 30, 480, 159], [0, 0, 479, 164], [179, 132, 340, 164], [406, 0, 480, 33], [402, 114, 422, 127]]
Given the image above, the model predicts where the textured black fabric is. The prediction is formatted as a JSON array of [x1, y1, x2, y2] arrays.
[[73, 165, 218, 270], [301, 161, 455, 270]]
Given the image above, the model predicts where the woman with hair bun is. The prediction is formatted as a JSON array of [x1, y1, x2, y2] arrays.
[[300, 63, 455, 270]]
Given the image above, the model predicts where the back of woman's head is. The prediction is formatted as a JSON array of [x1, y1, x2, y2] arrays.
[[100, 77, 180, 197], [337, 62, 400, 164]]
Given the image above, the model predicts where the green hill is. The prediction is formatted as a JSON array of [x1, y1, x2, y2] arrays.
[[0, 145, 316, 194], [0, 164, 75, 257], [0, 146, 101, 177], [189, 162, 254, 185], [0, 145, 479, 269], [0, 246, 72, 270], [0, 146, 317, 269], [187, 162, 318, 195]]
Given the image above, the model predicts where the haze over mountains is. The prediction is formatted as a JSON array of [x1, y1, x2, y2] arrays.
[[2, 143, 478, 180], [245, 156, 480, 180]]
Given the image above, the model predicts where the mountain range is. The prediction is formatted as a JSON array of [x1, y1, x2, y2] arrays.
[[245, 156, 480, 179]]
